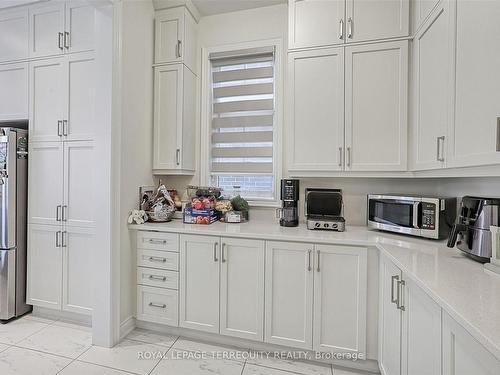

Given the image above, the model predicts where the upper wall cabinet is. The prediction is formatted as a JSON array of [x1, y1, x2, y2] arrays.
[[412, 2, 451, 171], [0, 63, 28, 121], [155, 7, 197, 72], [29, 1, 95, 58], [0, 7, 29, 63], [448, 0, 500, 168], [288, 0, 409, 50]]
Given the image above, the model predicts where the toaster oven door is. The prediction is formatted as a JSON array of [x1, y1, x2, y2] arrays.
[[368, 196, 421, 236]]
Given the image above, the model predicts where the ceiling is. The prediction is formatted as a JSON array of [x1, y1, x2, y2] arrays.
[[191, 0, 286, 17]]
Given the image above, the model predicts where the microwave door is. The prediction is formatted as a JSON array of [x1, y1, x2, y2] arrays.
[[369, 198, 421, 236]]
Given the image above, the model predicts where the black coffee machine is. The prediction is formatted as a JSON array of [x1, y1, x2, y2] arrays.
[[277, 179, 299, 227]]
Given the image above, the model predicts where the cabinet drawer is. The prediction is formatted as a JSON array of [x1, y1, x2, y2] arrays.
[[137, 285, 178, 326], [137, 249, 179, 271], [137, 231, 178, 252], [137, 267, 178, 290]]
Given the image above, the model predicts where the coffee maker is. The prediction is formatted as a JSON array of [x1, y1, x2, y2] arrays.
[[277, 179, 299, 227], [447, 196, 500, 262]]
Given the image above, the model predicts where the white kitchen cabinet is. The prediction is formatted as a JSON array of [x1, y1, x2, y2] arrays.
[[0, 7, 28, 62], [155, 7, 197, 72], [28, 142, 63, 226], [401, 276, 441, 375], [220, 237, 265, 341], [345, 0, 409, 43], [345, 40, 408, 171], [288, 0, 345, 50], [378, 255, 403, 375], [412, 2, 451, 170], [288, 0, 409, 50], [63, 141, 95, 228], [288, 48, 344, 174], [153, 63, 196, 175], [137, 286, 179, 326], [265, 241, 313, 349], [412, 0, 440, 34], [442, 311, 500, 375], [27, 224, 62, 310], [0, 63, 28, 121], [448, 0, 500, 167], [179, 235, 220, 333], [29, 1, 94, 58], [313, 244, 367, 354], [29, 57, 66, 142], [62, 226, 94, 314]]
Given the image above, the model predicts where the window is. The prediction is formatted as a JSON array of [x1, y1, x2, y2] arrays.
[[208, 46, 277, 201]]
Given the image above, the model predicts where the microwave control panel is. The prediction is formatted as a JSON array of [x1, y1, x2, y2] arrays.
[[421, 202, 436, 230]]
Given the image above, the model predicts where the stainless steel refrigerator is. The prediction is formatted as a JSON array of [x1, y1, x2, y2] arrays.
[[0, 124, 30, 321]]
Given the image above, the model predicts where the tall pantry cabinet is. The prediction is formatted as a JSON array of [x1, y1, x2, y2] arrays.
[[24, 1, 97, 316]]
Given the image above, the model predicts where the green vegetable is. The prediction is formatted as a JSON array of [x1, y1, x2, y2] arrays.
[[230, 195, 249, 211]]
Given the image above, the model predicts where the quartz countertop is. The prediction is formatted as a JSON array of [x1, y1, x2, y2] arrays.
[[129, 220, 500, 360]]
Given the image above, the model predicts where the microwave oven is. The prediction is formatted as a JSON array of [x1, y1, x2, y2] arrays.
[[367, 194, 457, 239]]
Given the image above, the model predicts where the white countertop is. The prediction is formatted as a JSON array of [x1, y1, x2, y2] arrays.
[[129, 220, 500, 360]]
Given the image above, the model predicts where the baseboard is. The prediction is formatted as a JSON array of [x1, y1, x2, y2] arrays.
[[135, 320, 380, 374], [32, 306, 92, 327], [120, 316, 136, 339]]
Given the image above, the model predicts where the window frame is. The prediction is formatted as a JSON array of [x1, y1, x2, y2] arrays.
[[200, 39, 283, 207]]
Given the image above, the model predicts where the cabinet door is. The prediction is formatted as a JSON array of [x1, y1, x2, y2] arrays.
[[180, 66, 196, 172], [179, 235, 220, 333], [442, 311, 500, 375], [265, 241, 313, 349], [65, 1, 95, 54], [378, 255, 402, 375], [155, 7, 184, 64], [346, 0, 409, 43], [61, 226, 93, 315], [220, 238, 264, 341], [288, 0, 345, 49], [313, 245, 367, 354], [28, 142, 63, 226], [412, 0, 440, 33], [29, 57, 66, 142], [401, 277, 441, 375], [63, 141, 95, 228], [153, 64, 182, 172], [0, 8, 28, 62], [288, 48, 344, 174], [412, 3, 451, 170], [66, 52, 96, 141], [29, 2, 65, 58], [0, 63, 28, 121], [27, 224, 62, 309], [345, 41, 408, 171], [449, 1, 500, 167]]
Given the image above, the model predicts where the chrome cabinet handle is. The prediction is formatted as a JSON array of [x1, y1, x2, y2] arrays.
[[62, 205, 67, 222], [339, 19, 344, 39], [148, 239, 167, 244], [391, 275, 399, 304], [56, 205, 62, 221], [397, 279, 406, 311], [176, 148, 180, 165], [316, 250, 321, 272], [64, 31, 70, 49], [176, 40, 182, 58], [149, 302, 166, 309], [55, 231, 61, 247], [62, 120, 68, 136], [61, 231, 67, 248], [437, 136, 445, 162], [58, 32, 64, 50], [221, 243, 226, 263], [347, 17, 353, 39], [347, 147, 351, 167], [307, 250, 312, 271], [57, 120, 62, 136], [213, 242, 219, 262], [149, 275, 167, 281], [148, 256, 167, 263], [338, 147, 342, 167]]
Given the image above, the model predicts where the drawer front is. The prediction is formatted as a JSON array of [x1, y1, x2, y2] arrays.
[[137, 285, 178, 326], [137, 249, 179, 271], [137, 231, 178, 252], [137, 267, 178, 289]]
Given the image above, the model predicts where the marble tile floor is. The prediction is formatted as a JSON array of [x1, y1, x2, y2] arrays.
[[0, 314, 372, 375]]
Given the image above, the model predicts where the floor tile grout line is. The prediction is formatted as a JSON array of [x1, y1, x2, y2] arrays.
[[146, 334, 180, 375], [240, 358, 247, 375], [9, 343, 85, 361], [248, 361, 331, 375], [76, 358, 145, 375]]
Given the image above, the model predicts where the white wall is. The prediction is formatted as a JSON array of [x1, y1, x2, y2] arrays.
[[119, 0, 155, 326]]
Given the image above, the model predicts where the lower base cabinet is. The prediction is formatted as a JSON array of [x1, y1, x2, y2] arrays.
[[27, 224, 93, 315]]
